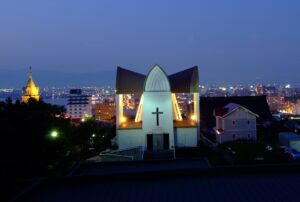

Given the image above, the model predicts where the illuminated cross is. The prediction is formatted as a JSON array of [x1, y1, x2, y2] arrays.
[[152, 107, 163, 126]]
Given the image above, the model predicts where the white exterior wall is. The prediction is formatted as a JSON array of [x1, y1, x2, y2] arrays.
[[116, 94, 123, 127], [142, 91, 175, 149], [194, 92, 200, 141], [175, 128, 198, 147], [216, 117, 222, 129], [223, 108, 256, 131], [117, 129, 144, 150], [217, 108, 257, 144], [216, 131, 257, 144]]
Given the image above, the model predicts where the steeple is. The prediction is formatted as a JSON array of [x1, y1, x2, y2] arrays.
[[29, 66, 32, 79], [22, 67, 40, 103]]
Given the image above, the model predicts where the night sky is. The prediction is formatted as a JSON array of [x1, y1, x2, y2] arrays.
[[0, 0, 299, 87]]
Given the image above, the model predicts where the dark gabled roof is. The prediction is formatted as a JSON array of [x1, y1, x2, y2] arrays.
[[168, 66, 199, 93], [214, 107, 229, 117], [214, 103, 259, 118], [116, 67, 146, 94], [200, 96, 273, 129], [116, 66, 199, 94]]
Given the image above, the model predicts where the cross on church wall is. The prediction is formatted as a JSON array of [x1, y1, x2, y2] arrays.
[[152, 107, 163, 126]]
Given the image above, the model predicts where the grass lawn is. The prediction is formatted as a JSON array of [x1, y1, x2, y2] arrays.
[[197, 142, 229, 166], [220, 141, 288, 164]]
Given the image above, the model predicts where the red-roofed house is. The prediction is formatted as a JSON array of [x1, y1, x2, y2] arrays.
[[214, 103, 259, 144]]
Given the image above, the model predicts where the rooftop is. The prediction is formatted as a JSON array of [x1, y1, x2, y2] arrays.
[[14, 162, 300, 202], [116, 65, 199, 94], [201, 96, 273, 129], [214, 102, 259, 118]]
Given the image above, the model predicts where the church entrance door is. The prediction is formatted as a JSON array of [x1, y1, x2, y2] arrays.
[[147, 134, 169, 151], [153, 134, 164, 150]]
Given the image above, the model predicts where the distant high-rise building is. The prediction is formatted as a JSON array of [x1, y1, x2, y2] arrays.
[[22, 67, 40, 103], [66, 89, 92, 121]]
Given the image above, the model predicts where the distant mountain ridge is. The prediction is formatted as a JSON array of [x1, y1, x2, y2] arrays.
[[0, 68, 299, 88], [0, 68, 115, 88]]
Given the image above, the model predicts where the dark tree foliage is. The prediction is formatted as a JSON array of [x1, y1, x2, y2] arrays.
[[68, 119, 116, 159], [0, 98, 115, 201], [0, 98, 68, 176]]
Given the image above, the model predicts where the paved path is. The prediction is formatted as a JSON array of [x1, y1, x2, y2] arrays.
[[73, 158, 210, 176]]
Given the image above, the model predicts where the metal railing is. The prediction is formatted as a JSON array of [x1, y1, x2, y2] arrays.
[[100, 146, 144, 161]]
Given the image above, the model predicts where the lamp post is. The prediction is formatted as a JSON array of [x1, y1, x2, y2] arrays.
[[50, 130, 59, 139]]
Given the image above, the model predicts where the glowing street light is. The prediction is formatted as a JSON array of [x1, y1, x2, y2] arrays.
[[50, 130, 58, 138], [121, 116, 127, 123]]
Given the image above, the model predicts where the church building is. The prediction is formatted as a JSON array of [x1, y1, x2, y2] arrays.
[[22, 67, 40, 103], [116, 65, 200, 153]]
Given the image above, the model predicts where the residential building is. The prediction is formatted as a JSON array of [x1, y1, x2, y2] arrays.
[[214, 103, 258, 144], [279, 132, 300, 151]]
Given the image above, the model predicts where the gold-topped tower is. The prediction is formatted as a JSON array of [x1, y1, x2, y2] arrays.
[[22, 67, 40, 103]]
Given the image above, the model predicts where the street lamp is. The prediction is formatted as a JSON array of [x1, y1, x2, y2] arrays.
[[121, 116, 127, 123], [50, 130, 59, 138]]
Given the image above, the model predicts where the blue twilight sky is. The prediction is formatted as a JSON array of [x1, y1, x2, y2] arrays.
[[0, 0, 299, 87]]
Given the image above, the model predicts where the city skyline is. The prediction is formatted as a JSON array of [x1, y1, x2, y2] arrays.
[[0, 0, 300, 86], [1, 66, 300, 88]]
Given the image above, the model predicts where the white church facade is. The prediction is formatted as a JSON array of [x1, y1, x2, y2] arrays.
[[116, 65, 200, 153]]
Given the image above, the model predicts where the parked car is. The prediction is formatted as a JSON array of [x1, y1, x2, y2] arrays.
[[284, 148, 300, 159], [226, 147, 236, 155], [265, 145, 273, 151]]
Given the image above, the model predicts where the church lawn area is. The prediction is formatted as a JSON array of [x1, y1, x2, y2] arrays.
[[219, 141, 288, 165]]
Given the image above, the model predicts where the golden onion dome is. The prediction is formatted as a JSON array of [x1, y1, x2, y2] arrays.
[[22, 67, 40, 102]]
